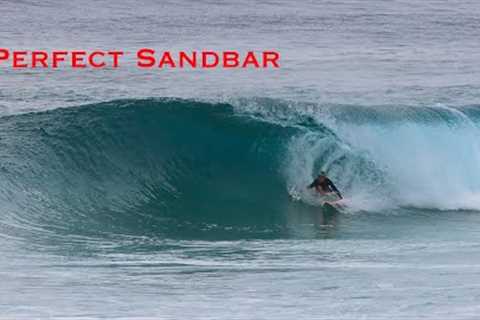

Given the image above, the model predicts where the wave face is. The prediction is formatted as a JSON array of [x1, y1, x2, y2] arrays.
[[1, 98, 480, 240]]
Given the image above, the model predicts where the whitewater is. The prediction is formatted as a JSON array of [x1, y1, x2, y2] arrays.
[[2, 0, 480, 319]]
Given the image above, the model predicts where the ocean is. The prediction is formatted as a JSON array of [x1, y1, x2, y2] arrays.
[[2, 0, 480, 319]]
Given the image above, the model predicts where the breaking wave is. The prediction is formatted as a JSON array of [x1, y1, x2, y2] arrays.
[[1, 98, 479, 240]]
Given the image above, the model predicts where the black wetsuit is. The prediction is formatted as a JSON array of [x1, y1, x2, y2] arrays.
[[309, 177, 342, 199]]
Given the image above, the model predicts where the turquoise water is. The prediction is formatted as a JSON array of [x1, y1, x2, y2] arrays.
[[2, 0, 480, 319]]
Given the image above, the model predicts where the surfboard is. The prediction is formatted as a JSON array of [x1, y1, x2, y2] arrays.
[[320, 193, 345, 212]]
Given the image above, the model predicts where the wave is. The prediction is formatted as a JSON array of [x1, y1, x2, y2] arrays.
[[0, 98, 479, 240]]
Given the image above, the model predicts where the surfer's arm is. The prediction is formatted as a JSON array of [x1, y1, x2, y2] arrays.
[[307, 180, 316, 189], [327, 179, 342, 199]]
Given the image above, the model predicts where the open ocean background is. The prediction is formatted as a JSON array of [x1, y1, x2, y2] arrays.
[[2, 0, 480, 319]]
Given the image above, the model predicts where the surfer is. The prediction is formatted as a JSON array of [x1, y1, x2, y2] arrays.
[[308, 172, 343, 199]]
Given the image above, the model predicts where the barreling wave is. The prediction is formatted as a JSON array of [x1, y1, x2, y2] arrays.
[[0, 98, 479, 241]]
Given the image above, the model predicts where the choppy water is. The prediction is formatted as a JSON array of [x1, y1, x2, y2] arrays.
[[2, 0, 480, 319]]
